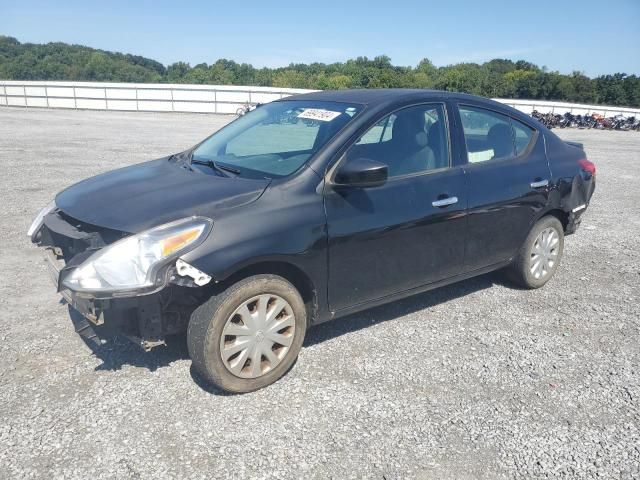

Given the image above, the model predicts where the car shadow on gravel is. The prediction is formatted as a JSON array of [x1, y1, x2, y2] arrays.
[[67, 305, 190, 372], [189, 366, 239, 396], [304, 270, 504, 347]]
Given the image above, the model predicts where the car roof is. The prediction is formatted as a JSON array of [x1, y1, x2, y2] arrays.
[[281, 88, 539, 127], [281, 88, 491, 106]]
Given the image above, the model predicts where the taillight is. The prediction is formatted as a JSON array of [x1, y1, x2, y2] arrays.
[[578, 159, 596, 176]]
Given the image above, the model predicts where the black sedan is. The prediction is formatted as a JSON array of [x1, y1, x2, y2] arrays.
[[29, 89, 596, 392]]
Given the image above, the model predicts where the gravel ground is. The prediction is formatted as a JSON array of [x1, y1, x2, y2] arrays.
[[0, 107, 638, 479]]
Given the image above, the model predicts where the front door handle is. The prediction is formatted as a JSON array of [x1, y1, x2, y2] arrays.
[[432, 196, 458, 208], [530, 179, 549, 189]]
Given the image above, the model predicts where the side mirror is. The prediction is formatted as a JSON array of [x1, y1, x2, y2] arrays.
[[334, 157, 388, 188]]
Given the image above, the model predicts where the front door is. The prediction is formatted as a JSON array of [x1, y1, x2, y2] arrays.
[[324, 103, 467, 312]]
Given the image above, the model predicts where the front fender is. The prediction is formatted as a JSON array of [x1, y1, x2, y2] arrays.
[[178, 174, 329, 314]]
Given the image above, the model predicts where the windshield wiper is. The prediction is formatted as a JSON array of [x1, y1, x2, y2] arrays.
[[190, 158, 241, 176]]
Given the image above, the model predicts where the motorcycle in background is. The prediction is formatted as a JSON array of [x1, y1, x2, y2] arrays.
[[236, 102, 263, 116]]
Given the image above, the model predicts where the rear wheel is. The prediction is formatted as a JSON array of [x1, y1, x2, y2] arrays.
[[507, 215, 564, 289], [187, 274, 307, 393]]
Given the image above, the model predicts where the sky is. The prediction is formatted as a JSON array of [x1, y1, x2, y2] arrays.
[[1, 0, 639, 77]]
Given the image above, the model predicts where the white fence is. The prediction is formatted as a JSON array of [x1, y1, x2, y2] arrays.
[[0, 81, 313, 114], [1, 80, 639, 117], [496, 98, 640, 117]]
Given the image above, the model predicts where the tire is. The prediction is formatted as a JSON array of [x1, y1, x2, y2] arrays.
[[506, 215, 565, 289], [187, 274, 307, 393]]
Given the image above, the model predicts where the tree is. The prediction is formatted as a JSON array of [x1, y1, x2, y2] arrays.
[[272, 70, 309, 89], [595, 74, 628, 105], [1, 36, 639, 108], [504, 69, 541, 99], [166, 62, 190, 83]]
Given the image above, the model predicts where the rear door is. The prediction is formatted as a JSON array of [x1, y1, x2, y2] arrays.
[[455, 104, 551, 271]]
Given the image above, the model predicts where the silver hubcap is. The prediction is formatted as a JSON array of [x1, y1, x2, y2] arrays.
[[530, 227, 560, 280], [220, 294, 295, 379]]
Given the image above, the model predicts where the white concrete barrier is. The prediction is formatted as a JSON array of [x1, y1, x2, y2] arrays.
[[1, 80, 639, 117], [494, 98, 640, 118], [0, 81, 314, 114]]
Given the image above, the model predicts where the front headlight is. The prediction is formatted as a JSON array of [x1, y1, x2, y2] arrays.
[[27, 200, 56, 239], [62, 216, 212, 296]]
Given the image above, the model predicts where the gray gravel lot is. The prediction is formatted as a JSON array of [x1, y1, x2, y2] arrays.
[[0, 107, 639, 479]]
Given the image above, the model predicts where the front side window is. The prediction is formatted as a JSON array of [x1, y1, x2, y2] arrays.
[[356, 116, 395, 145], [193, 100, 362, 178], [459, 106, 515, 163], [345, 103, 449, 178]]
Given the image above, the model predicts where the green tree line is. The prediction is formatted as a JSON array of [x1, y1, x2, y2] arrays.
[[1, 36, 639, 107]]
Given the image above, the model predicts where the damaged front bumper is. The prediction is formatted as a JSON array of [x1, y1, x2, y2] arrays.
[[36, 210, 212, 351], [45, 247, 172, 350]]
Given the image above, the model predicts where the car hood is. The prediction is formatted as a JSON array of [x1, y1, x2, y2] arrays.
[[55, 158, 270, 233]]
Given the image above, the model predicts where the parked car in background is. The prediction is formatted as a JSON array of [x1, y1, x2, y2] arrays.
[[29, 89, 596, 392]]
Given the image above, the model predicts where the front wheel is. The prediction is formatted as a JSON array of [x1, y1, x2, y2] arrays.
[[187, 274, 307, 393], [506, 216, 565, 289]]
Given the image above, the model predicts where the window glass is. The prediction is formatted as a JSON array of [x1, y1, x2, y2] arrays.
[[193, 100, 361, 178], [459, 106, 515, 163], [356, 115, 395, 145], [346, 104, 449, 177], [512, 118, 535, 155], [226, 121, 317, 157]]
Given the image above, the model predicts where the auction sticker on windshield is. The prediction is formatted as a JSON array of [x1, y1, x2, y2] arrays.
[[297, 108, 342, 122]]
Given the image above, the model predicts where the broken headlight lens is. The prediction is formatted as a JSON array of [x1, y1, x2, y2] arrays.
[[62, 217, 212, 295]]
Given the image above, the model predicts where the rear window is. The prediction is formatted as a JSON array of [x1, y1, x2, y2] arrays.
[[512, 118, 535, 155]]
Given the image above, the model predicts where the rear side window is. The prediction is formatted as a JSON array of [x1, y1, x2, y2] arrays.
[[512, 118, 535, 155], [459, 106, 515, 163]]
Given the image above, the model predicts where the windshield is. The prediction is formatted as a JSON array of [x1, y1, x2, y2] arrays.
[[192, 100, 362, 178]]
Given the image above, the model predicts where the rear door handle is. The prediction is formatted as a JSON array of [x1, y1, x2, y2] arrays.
[[432, 196, 458, 208], [530, 179, 549, 189]]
